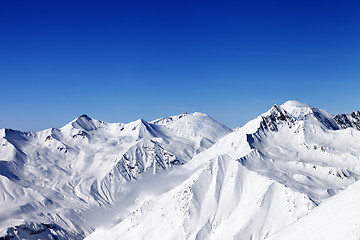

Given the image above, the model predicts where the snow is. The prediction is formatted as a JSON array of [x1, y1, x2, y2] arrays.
[[266, 180, 360, 240], [86, 155, 314, 240], [0, 112, 231, 239], [1, 102, 360, 240], [85, 101, 360, 239], [150, 112, 232, 143]]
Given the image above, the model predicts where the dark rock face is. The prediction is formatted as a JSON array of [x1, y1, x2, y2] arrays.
[[0, 222, 81, 240], [72, 130, 88, 139], [79, 114, 92, 121], [260, 105, 295, 132], [334, 111, 360, 131]]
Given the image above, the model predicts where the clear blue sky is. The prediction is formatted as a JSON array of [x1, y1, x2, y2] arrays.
[[1, 0, 359, 131]]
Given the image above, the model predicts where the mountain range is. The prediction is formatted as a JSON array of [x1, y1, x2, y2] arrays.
[[1, 100, 360, 240]]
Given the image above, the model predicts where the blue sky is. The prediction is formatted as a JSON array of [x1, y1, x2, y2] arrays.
[[1, 0, 359, 130]]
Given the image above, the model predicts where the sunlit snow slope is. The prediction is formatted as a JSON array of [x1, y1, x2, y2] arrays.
[[266, 179, 360, 240], [86, 101, 360, 240]]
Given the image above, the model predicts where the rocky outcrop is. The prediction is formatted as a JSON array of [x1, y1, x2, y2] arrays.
[[334, 111, 360, 131], [260, 105, 295, 132]]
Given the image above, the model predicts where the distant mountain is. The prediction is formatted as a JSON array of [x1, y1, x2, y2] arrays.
[[1, 102, 360, 240], [150, 112, 232, 144]]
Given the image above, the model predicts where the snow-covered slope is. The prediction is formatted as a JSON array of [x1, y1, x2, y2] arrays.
[[0, 113, 231, 239], [150, 112, 232, 148], [266, 179, 360, 240], [85, 100, 360, 240], [87, 155, 314, 240]]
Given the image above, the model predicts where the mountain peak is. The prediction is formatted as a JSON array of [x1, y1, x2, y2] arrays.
[[151, 112, 232, 142], [280, 100, 315, 118], [131, 118, 150, 127], [125, 118, 158, 139], [78, 114, 92, 121], [280, 100, 335, 125], [258, 101, 340, 131], [60, 114, 104, 132], [282, 100, 313, 109], [258, 104, 295, 132], [191, 112, 209, 116], [72, 115, 97, 131], [138, 118, 148, 124]]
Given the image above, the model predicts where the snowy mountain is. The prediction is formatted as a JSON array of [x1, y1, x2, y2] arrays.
[[86, 101, 360, 240], [150, 112, 232, 146], [1, 101, 360, 240], [0, 113, 231, 239]]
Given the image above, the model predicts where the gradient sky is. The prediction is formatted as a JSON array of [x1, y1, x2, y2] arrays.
[[1, 0, 359, 131]]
